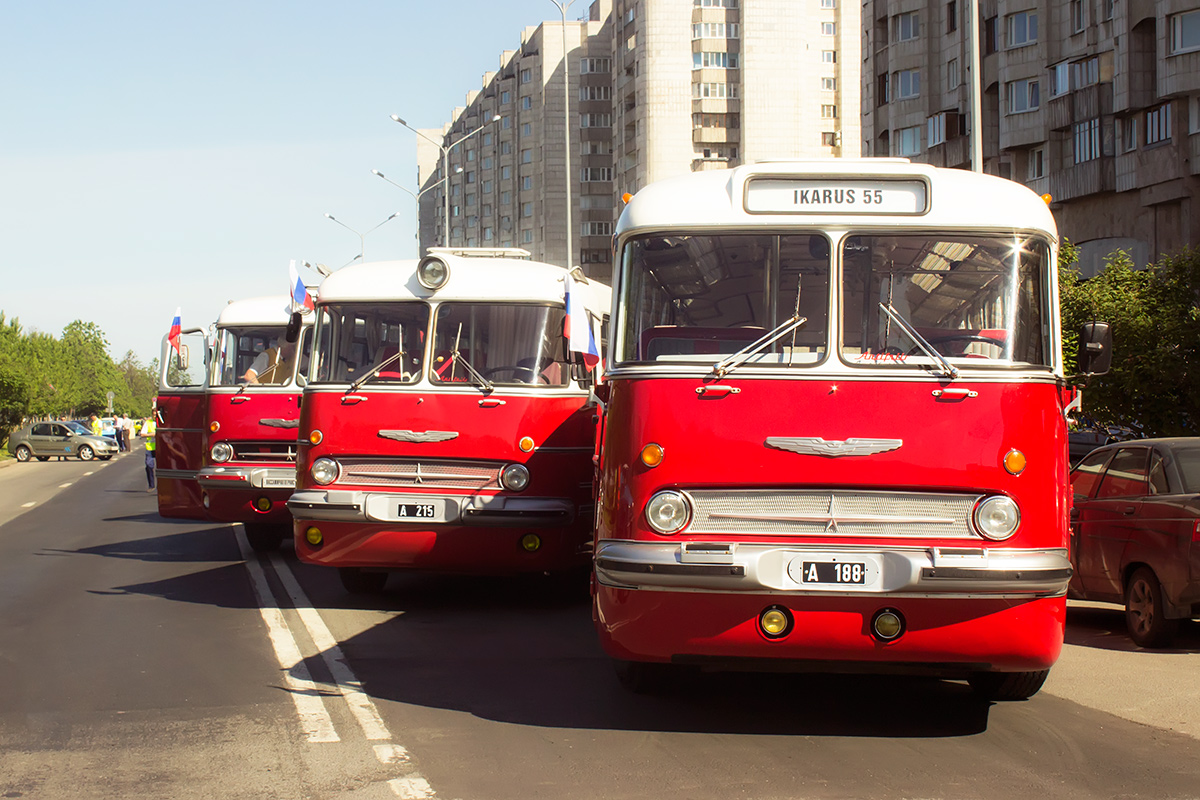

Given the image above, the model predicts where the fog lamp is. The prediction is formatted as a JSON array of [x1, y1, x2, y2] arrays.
[[759, 606, 793, 639], [416, 256, 450, 290], [305, 526, 323, 546], [871, 608, 905, 641], [640, 443, 664, 468], [309, 429, 323, 445], [211, 441, 234, 463], [254, 496, 272, 512], [501, 463, 530, 491], [1003, 449, 1027, 475], [518, 436, 535, 453], [209, 421, 220, 433], [311, 457, 339, 485], [520, 533, 542, 552]]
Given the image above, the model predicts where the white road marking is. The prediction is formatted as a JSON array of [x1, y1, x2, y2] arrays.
[[58, 483, 72, 488], [233, 528, 339, 743], [21, 502, 35, 508], [83, 471, 94, 476], [389, 777, 435, 799], [374, 744, 411, 764]]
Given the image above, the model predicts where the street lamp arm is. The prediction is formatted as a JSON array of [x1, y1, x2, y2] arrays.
[[448, 114, 503, 150], [390, 115, 446, 153]]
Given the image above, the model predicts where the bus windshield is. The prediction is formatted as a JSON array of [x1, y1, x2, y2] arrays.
[[311, 303, 429, 385], [431, 303, 570, 387], [616, 234, 831, 366], [841, 234, 1050, 368], [213, 326, 313, 386]]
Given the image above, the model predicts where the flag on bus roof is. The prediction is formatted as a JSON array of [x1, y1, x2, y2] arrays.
[[289, 259, 314, 313], [168, 307, 182, 354], [564, 273, 600, 369]]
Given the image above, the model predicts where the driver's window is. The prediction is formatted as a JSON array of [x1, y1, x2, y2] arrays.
[[1071, 449, 1113, 501], [1096, 448, 1149, 499]]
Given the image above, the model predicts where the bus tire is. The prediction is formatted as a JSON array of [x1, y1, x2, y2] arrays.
[[613, 659, 674, 694], [339, 567, 388, 595], [244, 523, 286, 553], [1124, 566, 1178, 648], [967, 669, 1050, 701]]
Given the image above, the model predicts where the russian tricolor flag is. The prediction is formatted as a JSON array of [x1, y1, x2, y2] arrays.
[[564, 273, 600, 369], [168, 307, 182, 354], [289, 259, 314, 312]]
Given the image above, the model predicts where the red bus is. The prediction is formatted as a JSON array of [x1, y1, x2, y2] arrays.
[[592, 160, 1109, 700], [288, 249, 610, 593]]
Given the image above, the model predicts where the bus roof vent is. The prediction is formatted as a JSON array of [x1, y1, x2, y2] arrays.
[[425, 247, 532, 260]]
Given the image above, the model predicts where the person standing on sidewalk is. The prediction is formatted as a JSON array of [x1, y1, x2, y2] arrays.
[[142, 417, 157, 491]]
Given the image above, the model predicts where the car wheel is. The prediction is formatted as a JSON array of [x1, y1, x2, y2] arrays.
[[968, 669, 1050, 701], [77, 445, 95, 461], [244, 523, 286, 553], [14, 446, 32, 462], [338, 567, 388, 594], [1125, 566, 1178, 648]]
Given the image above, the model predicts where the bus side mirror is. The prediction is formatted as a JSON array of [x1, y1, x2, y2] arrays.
[[1077, 322, 1112, 376], [177, 344, 190, 371], [285, 312, 302, 343]]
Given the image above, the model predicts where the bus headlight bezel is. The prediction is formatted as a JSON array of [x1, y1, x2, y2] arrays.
[[500, 463, 530, 492], [416, 256, 450, 290], [310, 457, 340, 486], [973, 495, 1021, 540], [210, 442, 234, 463], [645, 490, 691, 535]]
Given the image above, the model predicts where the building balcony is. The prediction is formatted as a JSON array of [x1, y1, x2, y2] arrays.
[[1049, 157, 1115, 202], [692, 127, 735, 144]]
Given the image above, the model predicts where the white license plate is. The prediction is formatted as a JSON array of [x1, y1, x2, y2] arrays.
[[263, 477, 295, 488], [365, 495, 455, 523], [787, 554, 881, 589]]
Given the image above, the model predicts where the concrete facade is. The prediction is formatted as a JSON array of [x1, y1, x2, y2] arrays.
[[862, 0, 1200, 275]]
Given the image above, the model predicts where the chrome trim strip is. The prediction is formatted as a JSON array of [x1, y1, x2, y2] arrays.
[[287, 489, 575, 526], [198, 466, 296, 490], [155, 469, 199, 481], [593, 539, 1071, 597]]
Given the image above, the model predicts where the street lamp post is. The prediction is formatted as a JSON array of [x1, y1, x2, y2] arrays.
[[550, 0, 576, 270], [323, 211, 402, 263], [391, 113, 501, 248], [372, 167, 460, 252]]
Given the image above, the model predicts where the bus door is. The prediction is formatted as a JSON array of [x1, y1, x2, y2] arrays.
[[156, 327, 209, 519]]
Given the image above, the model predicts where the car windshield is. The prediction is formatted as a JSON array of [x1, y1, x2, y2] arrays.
[[65, 422, 89, 435], [213, 325, 313, 386], [1173, 446, 1200, 493], [310, 303, 430, 385], [431, 303, 570, 387], [841, 234, 1051, 368]]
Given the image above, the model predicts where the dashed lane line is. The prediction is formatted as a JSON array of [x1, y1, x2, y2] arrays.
[[21, 502, 35, 508], [233, 526, 339, 743], [58, 483, 72, 488]]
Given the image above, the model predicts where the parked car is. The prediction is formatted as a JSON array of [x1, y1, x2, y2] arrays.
[[6, 421, 119, 462], [1069, 438, 1200, 647]]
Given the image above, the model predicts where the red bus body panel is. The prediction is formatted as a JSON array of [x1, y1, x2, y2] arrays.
[[154, 391, 207, 520], [293, 390, 596, 574], [593, 376, 1072, 672]]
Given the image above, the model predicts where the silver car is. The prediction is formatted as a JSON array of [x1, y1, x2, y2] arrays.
[[7, 421, 119, 462]]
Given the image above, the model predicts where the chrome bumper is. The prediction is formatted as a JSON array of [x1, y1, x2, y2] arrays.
[[594, 540, 1072, 598], [197, 466, 296, 490], [287, 489, 574, 526]]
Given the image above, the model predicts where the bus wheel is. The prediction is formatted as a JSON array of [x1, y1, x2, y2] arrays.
[[613, 659, 674, 694], [967, 669, 1050, 701], [1125, 567, 1178, 648], [244, 524, 286, 553], [339, 567, 388, 595]]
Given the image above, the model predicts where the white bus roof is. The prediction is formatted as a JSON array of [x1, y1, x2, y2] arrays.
[[316, 254, 611, 311], [616, 159, 1058, 241], [215, 295, 301, 328]]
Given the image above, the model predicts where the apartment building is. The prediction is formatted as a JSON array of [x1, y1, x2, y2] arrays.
[[415, 0, 862, 274], [862, 0, 1200, 275]]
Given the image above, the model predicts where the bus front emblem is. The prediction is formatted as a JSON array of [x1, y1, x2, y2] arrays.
[[764, 437, 903, 458]]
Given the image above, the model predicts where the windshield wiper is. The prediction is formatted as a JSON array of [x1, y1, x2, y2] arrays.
[[711, 314, 807, 378], [449, 347, 493, 394], [878, 302, 958, 379], [348, 348, 407, 393]]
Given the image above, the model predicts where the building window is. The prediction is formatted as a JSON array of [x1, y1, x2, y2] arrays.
[[483, 227, 493, 241], [581, 222, 612, 236], [581, 167, 613, 182], [580, 86, 611, 100], [694, 0, 739, 7], [821, 131, 838, 146], [897, 125, 921, 156], [482, 133, 492, 146], [984, 17, 998, 54], [501, 165, 512, 179], [876, 72, 891, 105], [520, 68, 532, 84], [482, 157, 492, 170], [521, 202, 534, 218], [1070, 0, 1085, 32], [466, 193, 476, 207], [822, 77, 837, 91], [1191, 96, 1200, 134], [693, 51, 740, 69], [502, 116, 511, 129], [501, 191, 511, 205], [1146, 103, 1172, 145], [1028, 147, 1045, 179], [695, 22, 739, 38], [466, 149, 475, 162], [580, 58, 612, 73], [465, 171, 476, 184], [467, 215, 477, 227], [821, 0, 836, 7], [894, 12, 920, 41], [1050, 62, 1069, 97], [692, 82, 738, 98], [522, 96, 533, 110], [821, 50, 837, 63], [819, 104, 837, 119], [821, 22, 836, 35], [947, 59, 959, 89], [1071, 57, 1099, 90], [692, 112, 739, 128], [522, 123, 532, 136], [1170, 10, 1200, 54], [481, 180, 493, 193], [1073, 118, 1100, 162], [1007, 79, 1040, 113], [580, 113, 612, 128], [452, 205, 460, 217], [501, 90, 511, 104], [928, 113, 947, 146], [522, 229, 533, 243], [501, 142, 512, 155], [895, 69, 920, 99], [1119, 117, 1138, 152], [521, 149, 532, 164], [947, 1, 957, 33], [522, 176, 533, 190], [1006, 11, 1037, 47], [580, 195, 615, 209]]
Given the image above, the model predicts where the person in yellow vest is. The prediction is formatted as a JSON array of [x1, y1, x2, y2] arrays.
[[89, 414, 101, 436], [141, 416, 157, 492], [243, 338, 297, 384]]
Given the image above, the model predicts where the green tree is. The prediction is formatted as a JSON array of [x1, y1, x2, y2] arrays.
[[0, 363, 29, 445]]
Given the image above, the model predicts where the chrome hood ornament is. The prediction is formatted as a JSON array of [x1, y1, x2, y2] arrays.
[[765, 437, 903, 457], [379, 430, 459, 443]]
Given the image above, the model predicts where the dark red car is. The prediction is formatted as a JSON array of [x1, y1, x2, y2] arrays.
[[1069, 438, 1200, 647]]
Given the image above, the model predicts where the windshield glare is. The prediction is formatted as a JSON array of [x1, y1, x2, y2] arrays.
[[311, 303, 429, 385], [432, 304, 569, 387], [213, 326, 312, 386], [842, 234, 1050, 367], [617, 234, 831, 366]]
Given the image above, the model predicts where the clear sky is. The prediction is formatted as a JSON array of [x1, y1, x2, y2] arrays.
[[1, 0, 582, 366]]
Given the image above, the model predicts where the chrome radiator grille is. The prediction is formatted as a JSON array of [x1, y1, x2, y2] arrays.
[[232, 441, 299, 463], [684, 489, 981, 538], [338, 458, 500, 490]]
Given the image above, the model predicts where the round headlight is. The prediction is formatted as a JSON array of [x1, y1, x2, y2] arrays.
[[311, 457, 340, 486], [974, 495, 1020, 540], [416, 256, 450, 290], [500, 463, 530, 492], [210, 442, 234, 463], [645, 490, 691, 534]]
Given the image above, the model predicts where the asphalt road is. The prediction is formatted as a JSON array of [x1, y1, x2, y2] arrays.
[[2, 454, 1199, 799]]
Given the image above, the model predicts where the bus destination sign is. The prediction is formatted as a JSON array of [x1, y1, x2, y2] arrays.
[[745, 178, 928, 215]]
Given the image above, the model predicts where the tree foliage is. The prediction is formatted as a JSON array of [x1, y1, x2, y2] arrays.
[[1060, 245, 1200, 437]]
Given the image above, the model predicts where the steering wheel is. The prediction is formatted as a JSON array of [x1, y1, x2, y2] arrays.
[[482, 365, 549, 384], [908, 334, 1005, 357]]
